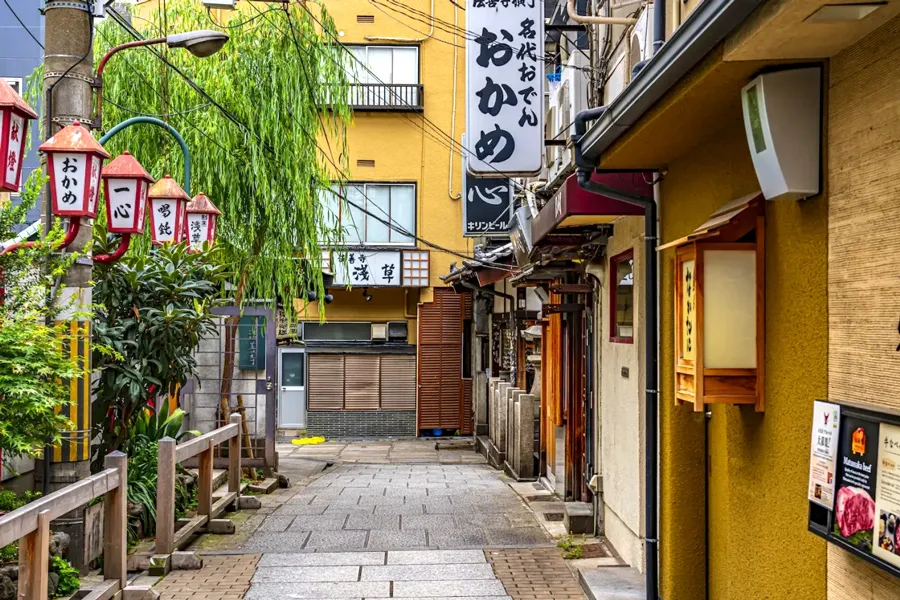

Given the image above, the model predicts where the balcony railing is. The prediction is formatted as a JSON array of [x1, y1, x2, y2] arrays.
[[349, 83, 424, 112]]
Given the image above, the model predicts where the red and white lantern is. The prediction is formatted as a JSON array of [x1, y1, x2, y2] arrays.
[[39, 120, 110, 218], [101, 152, 154, 234], [147, 174, 189, 245], [185, 192, 221, 249], [0, 78, 38, 193]]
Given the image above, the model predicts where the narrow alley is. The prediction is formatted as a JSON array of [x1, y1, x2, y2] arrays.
[[152, 441, 591, 600]]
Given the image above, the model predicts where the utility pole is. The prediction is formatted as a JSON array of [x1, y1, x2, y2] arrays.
[[38, 0, 95, 569]]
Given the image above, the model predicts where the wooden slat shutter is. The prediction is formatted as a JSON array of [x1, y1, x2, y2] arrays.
[[460, 379, 473, 435], [417, 288, 464, 431], [308, 354, 344, 410], [380, 355, 416, 410], [344, 355, 381, 410]]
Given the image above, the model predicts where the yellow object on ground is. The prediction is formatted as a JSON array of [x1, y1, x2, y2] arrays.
[[291, 436, 326, 446]]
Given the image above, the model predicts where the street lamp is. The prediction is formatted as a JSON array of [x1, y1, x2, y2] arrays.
[[185, 192, 221, 249], [95, 30, 229, 127], [94, 152, 155, 264], [148, 174, 190, 245], [38, 120, 110, 251], [0, 78, 38, 193]]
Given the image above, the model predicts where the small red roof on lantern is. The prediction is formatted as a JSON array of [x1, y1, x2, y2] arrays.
[[186, 192, 221, 215], [0, 78, 38, 119], [39, 120, 110, 158], [101, 151, 155, 182], [148, 174, 190, 201]]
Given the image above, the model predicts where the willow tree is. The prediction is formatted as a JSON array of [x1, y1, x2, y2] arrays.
[[95, 0, 352, 423]]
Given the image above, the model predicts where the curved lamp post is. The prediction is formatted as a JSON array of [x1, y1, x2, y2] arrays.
[[95, 30, 229, 128]]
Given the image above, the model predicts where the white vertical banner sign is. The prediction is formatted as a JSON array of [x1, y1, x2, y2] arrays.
[[466, 0, 544, 176]]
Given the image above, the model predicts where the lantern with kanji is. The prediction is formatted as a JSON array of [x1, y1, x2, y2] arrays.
[[147, 174, 189, 245], [185, 192, 221, 249], [39, 120, 110, 218], [101, 152, 154, 234], [0, 78, 38, 193]]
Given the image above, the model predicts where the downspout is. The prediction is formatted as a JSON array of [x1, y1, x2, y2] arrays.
[[572, 106, 659, 600], [568, 0, 638, 26], [653, 0, 666, 53]]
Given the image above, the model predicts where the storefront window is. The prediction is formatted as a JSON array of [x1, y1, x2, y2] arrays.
[[610, 249, 634, 343]]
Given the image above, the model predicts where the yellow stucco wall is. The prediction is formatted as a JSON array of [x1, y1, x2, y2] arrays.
[[659, 119, 828, 599]]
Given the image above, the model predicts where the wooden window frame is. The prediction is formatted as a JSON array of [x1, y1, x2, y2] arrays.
[[609, 248, 635, 344]]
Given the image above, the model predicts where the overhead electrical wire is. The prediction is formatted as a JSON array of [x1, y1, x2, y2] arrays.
[[3, 0, 43, 49], [102, 5, 511, 269]]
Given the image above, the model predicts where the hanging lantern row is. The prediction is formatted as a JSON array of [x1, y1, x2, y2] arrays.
[[0, 78, 38, 193], [1, 81, 220, 258]]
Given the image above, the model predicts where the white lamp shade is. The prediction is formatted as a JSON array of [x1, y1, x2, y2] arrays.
[[48, 152, 103, 218], [1, 111, 26, 192], [186, 212, 216, 247], [149, 197, 186, 244], [703, 250, 757, 368], [105, 178, 148, 234]]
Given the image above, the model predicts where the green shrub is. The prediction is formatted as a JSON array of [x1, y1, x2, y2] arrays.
[[50, 556, 80, 597]]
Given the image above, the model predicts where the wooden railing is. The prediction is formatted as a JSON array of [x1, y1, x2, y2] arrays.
[[155, 413, 242, 557], [0, 452, 127, 600]]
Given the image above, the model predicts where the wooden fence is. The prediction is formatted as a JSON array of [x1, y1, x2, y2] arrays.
[[0, 452, 127, 600], [156, 413, 242, 556]]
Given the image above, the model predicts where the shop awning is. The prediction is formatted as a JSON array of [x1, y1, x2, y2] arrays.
[[532, 172, 651, 244], [657, 191, 764, 250]]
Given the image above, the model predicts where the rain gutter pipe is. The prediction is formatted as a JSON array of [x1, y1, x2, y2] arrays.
[[572, 106, 659, 600], [567, 0, 638, 25]]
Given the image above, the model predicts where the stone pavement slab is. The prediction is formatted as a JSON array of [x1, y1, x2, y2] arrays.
[[367, 528, 428, 549], [392, 579, 509, 597], [252, 565, 361, 582], [244, 581, 391, 599], [387, 549, 487, 564], [259, 551, 386, 567], [361, 563, 496, 581]]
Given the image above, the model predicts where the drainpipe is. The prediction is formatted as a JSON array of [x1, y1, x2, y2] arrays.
[[567, 0, 638, 25], [653, 0, 666, 53], [572, 107, 659, 600]]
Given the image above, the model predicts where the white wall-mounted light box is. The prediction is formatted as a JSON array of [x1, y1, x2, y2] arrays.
[[741, 67, 822, 201]]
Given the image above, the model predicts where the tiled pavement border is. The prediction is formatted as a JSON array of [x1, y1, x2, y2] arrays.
[[487, 547, 587, 600], [152, 554, 261, 600]]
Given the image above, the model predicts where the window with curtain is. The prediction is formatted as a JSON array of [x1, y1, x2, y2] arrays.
[[321, 183, 416, 245]]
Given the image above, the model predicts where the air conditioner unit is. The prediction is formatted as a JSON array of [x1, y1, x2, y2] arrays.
[[387, 321, 408, 342], [741, 67, 822, 201], [547, 52, 589, 183], [371, 323, 387, 342], [630, 5, 655, 74]]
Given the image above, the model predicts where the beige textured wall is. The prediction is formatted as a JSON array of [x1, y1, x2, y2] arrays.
[[827, 15, 900, 599], [598, 215, 646, 571]]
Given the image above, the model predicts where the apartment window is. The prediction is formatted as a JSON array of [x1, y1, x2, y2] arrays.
[[322, 183, 416, 245], [3, 78, 23, 95], [610, 249, 634, 343], [345, 45, 421, 108]]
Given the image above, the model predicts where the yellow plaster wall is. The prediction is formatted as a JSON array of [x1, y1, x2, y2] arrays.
[[659, 121, 828, 599]]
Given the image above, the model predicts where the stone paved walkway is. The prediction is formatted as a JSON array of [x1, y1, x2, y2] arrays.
[[152, 440, 586, 599], [242, 462, 550, 552]]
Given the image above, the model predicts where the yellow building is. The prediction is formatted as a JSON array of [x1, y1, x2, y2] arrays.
[[136, 0, 471, 438]]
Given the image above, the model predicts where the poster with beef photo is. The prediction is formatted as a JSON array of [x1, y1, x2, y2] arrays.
[[834, 414, 879, 552]]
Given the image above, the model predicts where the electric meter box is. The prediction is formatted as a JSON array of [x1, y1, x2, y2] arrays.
[[741, 67, 822, 201]]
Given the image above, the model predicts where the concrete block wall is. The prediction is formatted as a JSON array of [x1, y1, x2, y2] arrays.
[[307, 410, 416, 438]]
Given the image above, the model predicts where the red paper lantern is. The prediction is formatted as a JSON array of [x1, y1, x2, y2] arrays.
[[101, 152, 154, 235], [0, 78, 38, 193], [39, 120, 110, 218], [147, 174, 190, 245], [185, 192, 221, 249]]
